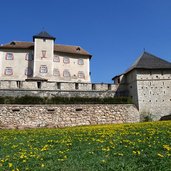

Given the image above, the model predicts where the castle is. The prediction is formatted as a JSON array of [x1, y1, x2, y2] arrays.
[[0, 31, 91, 83], [0, 31, 171, 121]]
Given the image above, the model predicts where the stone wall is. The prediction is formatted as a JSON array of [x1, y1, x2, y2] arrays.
[[0, 89, 116, 98], [0, 104, 140, 129]]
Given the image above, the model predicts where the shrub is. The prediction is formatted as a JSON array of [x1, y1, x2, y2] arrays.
[[0, 96, 132, 105]]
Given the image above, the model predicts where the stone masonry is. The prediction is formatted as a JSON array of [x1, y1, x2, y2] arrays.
[[0, 104, 139, 129]]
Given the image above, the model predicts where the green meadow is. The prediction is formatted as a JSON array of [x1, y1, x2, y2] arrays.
[[0, 121, 171, 171]]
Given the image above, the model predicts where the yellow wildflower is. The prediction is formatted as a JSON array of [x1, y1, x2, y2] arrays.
[[8, 163, 13, 168], [157, 153, 164, 158]]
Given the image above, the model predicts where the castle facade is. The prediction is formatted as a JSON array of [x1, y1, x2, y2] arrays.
[[0, 31, 91, 83]]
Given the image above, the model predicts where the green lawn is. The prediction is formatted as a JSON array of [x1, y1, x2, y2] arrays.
[[0, 121, 171, 171]]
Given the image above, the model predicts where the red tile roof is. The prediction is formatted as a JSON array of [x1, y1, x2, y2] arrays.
[[0, 41, 92, 58]]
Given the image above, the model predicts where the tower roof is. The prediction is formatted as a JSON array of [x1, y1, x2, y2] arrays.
[[125, 51, 171, 74], [33, 31, 56, 41]]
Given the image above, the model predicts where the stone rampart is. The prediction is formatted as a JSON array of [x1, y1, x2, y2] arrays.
[[0, 104, 139, 129]]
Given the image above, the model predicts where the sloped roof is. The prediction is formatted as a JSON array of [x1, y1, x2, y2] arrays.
[[33, 31, 56, 40], [0, 41, 34, 49], [125, 51, 171, 73], [0, 41, 92, 57]]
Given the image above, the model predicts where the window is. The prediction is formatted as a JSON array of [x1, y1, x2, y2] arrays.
[[63, 70, 70, 77], [63, 57, 70, 64], [25, 67, 33, 76], [40, 65, 48, 73], [78, 71, 85, 79], [37, 82, 41, 89], [108, 84, 111, 90], [53, 68, 60, 76], [92, 84, 96, 90], [41, 50, 46, 59], [5, 67, 13, 75], [6, 52, 14, 60], [53, 55, 60, 62], [16, 81, 22, 88], [25, 53, 33, 61], [75, 83, 79, 90], [57, 82, 61, 89], [78, 58, 84, 65]]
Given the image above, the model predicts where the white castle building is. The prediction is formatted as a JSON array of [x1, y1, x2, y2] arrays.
[[0, 31, 91, 83]]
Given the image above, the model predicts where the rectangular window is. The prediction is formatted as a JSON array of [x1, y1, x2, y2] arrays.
[[16, 81, 22, 88], [108, 84, 111, 90], [37, 82, 41, 89], [75, 83, 79, 90], [6, 52, 14, 60], [57, 82, 61, 89], [92, 84, 96, 90], [40, 65, 48, 73], [5, 67, 13, 75], [41, 50, 46, 59]]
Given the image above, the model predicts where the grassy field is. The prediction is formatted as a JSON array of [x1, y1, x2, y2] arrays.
[[0, 121, 171, 171]]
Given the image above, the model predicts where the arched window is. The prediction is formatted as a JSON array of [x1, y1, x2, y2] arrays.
[[63, 57, 70, 64], [53, 55, 60, 62], [78, 71, 85, 79], [25, 67, 33, 76], [78, 58, 84, 65], [63, 70, 71, 77], [53, 68, 60, 76]]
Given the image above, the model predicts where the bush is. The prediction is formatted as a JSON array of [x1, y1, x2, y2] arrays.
[[0, 96, 132, 105]]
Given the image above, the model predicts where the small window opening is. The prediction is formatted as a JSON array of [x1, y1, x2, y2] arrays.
[[92, 84, 96, 90], [75, 83, 79, 90], [37, 82, 41, 89], [16, 81, 22, 88], [76, 108, 82, 111], [57, 82, 61, 89], [108, 84, 111, 90]]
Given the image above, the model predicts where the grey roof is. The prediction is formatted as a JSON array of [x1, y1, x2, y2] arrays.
[[33, 31, 56, 40], [125, 51, 171, 73]]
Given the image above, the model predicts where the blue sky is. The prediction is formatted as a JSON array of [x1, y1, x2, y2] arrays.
[[1, 0, 171, 83]]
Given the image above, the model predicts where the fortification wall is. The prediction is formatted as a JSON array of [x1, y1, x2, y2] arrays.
[[0, 81, 117, 91], [0, 81, 119, 98], [0, 104, 140, 129]]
